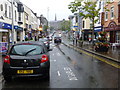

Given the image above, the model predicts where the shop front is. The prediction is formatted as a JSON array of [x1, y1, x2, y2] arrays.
[[82, 29, 98, 41], [104, 21, 120, 43], [15, 26, 23, 41]]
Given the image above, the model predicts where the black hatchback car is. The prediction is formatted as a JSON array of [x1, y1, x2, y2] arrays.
[[54, 37, 62, 43], [2, 41, 51, 82]]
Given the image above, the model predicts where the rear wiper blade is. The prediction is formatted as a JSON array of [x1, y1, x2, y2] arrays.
[[24, 48, 36, 56]]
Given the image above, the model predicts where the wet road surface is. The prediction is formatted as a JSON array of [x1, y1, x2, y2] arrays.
[[0, 41, 119, 89]]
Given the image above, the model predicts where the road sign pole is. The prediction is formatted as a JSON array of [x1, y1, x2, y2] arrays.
[[11, 0, 14, 45]]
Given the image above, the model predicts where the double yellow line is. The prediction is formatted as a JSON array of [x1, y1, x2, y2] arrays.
[[72, 46, 120, 69]]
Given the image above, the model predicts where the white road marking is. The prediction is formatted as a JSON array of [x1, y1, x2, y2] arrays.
[[64, 67, 78, 80], [57, 71, 61, 76], [52, 45, 55, 47], [51, 60, 56, 62], [53, 54, 54, 56], [57, 53, 61, 56]]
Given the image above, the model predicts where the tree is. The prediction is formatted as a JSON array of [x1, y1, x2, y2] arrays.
[[68, 0, 100, 45], [60, 20, 71, 31]]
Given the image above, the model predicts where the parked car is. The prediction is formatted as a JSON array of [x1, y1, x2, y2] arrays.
[[2, 41, 52, 82], [54, 37, 62, 43], [39, 38, 50, 49]]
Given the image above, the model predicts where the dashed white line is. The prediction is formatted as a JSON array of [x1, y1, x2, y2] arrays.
[[57, 71, 61, 76]]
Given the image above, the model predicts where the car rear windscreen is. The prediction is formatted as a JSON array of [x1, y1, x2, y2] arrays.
[[10, 45, 43, 56]]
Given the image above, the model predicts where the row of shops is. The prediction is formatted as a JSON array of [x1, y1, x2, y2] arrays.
[[0, 22, 39, 43], [81, 22, 120, 43], [0, 22, 39, 53], [0, 22, 23, 42]]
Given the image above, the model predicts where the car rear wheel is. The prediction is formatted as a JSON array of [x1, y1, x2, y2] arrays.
[[45, 71, 50, 81], [4, 76, 12, 82]]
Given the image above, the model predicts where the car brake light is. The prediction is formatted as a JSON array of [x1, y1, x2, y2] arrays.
[[4, 55, 10, 64], [44, 41, 48, 44], [41, 55, 48, 63]]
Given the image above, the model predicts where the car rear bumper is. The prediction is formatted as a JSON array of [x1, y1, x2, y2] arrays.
[[54, 40, 61, 43], [2, 66, 49, 78]]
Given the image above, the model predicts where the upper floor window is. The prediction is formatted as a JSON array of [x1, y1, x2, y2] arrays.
[[9, 6, 11, 19], [0, 4, 3, 11], [83, 21, 85, 28], [5, 4, 7, 17], [99, 1, 101, 9], [111, 6, 114, 19], [105, 11, 108, 20], [110, 0, 114, 2], [18, 12, 21, 21], [98, 13, 100, 24], [25, 13, 28, 20], [15, 10, 17, 21]]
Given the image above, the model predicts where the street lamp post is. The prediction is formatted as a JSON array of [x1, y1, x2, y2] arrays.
[[11, 0, 14, 45]]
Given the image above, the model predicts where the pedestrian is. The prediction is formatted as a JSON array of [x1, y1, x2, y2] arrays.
[[35, 36, 37, 41], [76, 38, 78, 46], [73, 37, 75, 45]]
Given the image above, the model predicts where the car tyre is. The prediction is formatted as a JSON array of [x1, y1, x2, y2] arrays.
[[46, 71, 50, 81], [4, 76, 12, 82]]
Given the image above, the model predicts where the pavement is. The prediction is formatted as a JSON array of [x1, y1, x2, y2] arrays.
[[62, 36, 120, 63]]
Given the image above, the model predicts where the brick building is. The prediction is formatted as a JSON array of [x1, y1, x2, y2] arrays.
[[104, 0, 120, 43]]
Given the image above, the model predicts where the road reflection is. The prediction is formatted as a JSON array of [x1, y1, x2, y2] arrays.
[[2, 77, 50, 89]]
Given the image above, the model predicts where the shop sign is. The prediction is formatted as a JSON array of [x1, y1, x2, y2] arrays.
[[104, 25, 120, 31], [2, 23, 12, 29]]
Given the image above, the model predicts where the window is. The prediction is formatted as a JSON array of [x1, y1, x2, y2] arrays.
[[98, 13, 100, 24], [25, 13, 29, 20], [5, 4, 7, 17], [0, 4, 3, 11], [9, 6, 11, 19], [15, 10, 17, 21], [83, 21, 85, 28], [110, 0, 114, 2], [10, 45, 43, 56], [99, 1, 101, 9], [105, 11, 108, 20], [18, 12, 21, 21], [111, 6, 114, 19]]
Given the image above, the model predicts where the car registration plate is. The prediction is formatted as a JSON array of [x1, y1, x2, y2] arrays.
[[17, 70, 33, 74]]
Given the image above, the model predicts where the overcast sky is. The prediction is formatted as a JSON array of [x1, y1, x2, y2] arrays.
[[20, 0, 74, 21]]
